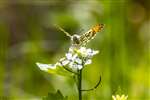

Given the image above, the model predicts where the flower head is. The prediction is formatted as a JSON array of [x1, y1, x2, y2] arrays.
[[112, 94, 128, 100], [59, 46, 99, 70]]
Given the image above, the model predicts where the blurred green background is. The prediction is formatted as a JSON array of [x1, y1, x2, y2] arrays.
[[0, 0, 149, 100]]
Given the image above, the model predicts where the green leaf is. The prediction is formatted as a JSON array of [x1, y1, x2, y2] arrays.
[[46, 65, 72, 76], [43, 90, 68, 100], [36, 62, 74, 76]]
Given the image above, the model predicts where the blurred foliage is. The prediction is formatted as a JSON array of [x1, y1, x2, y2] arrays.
[[0, 0, 149, 100], [43, 90, 68, 100]]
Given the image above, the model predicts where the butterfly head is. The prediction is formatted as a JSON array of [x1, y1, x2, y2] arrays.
[[71, 35, 80, 45]]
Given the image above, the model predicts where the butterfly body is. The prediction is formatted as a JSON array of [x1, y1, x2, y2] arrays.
[[57, 24, 104, 47]]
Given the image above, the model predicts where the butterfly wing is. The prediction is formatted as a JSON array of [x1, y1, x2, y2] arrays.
[[79, 24, 104, 46]]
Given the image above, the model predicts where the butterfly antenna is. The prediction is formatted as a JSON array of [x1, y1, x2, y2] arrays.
[[55, 25, 72, 38]]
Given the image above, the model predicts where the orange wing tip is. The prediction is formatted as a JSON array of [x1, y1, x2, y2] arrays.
[[92, 24, 105, 32]]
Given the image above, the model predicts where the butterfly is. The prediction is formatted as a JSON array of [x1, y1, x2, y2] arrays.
[[56, 24, 104, 47]]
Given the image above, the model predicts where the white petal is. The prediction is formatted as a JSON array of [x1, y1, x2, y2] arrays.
[[85, 59, 92, 65], [79, 47, 99, 58], [80, 47, 86, 53], [87, 48, 92, 53], [79, 47, 88, 57], [61, 60, 70, 66], [36, 62, 56, 71], [75, 58, 82, 64], [72, 54, 78, 60], [68, 62, 74, 68], [66, 53, 73, 60], [59, 57, 70, 66], [92, 50, 99, 55], [77, 65, 83, 70], [88, 50, 99, 57], [72, 64, 77, 69], [80, 53, 87, 57], [68, 62, 78, 70], [72, 64, 79, 70]]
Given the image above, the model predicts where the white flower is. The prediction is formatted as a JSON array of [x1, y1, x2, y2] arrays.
[[65, 53, 77, 61], [85, 59, 92, 65], [79, 47, 88, 57], [65, 53, 72, 60], [112, 95, 128, 100], [87, 49, 99, 57], [75, 57, 82, 64], [68, 62, 74, 68], [92, 50, 99, 55], [78, 47, 99, 58], [76, 64, 83, 70], [36, 62, 56, 71], [68, 62, 83, 70], [61, 60, 70, 66]]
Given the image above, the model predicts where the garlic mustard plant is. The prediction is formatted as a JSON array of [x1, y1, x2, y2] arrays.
[[36, 24, 104, 100]]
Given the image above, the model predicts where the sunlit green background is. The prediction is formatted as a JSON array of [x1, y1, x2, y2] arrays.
[[0, 0, 149, 100]]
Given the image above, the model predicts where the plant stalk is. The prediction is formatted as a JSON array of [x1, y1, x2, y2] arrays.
[[78, 69, 82, 100]]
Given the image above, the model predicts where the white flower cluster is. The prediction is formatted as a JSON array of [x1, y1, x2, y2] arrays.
[[36, 47, 99, 72], [60, 47, 99, 70]]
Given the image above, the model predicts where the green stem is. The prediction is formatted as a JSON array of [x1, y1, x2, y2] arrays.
[[78, 69, 82, 100]]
